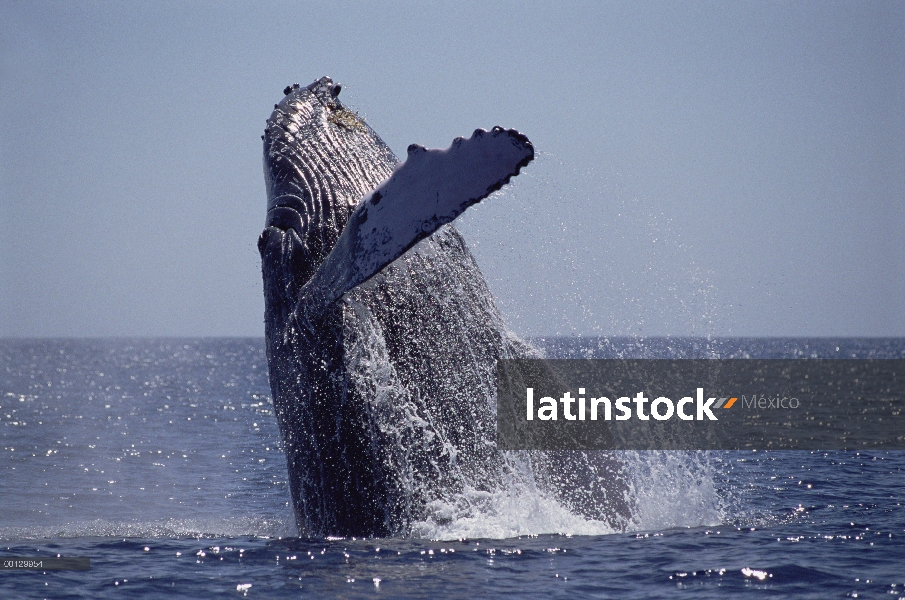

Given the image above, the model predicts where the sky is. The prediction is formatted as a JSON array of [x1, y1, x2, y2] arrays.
[[1, 1, 903, 338]]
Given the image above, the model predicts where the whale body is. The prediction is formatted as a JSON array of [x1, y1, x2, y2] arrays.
[[258, 77, 629, 537]]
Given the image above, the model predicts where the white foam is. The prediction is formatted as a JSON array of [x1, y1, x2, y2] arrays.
[[411, 486, 616, 540], [407, 450, 726, 541]]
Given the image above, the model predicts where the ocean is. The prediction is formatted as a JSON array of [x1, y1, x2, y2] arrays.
[[1, 337, 903, 598]]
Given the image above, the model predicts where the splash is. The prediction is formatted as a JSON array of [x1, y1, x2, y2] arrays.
[[402, 450, 727, 540], [623, 451, 727, 532]]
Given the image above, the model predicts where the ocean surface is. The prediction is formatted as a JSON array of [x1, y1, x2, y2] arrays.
[[1, 337, 903, 599]]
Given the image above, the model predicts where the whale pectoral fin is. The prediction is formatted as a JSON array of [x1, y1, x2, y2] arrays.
[[298, 127, 534, 313]]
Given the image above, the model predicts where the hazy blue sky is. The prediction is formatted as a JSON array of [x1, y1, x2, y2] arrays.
[[1, 1, 903, 337]]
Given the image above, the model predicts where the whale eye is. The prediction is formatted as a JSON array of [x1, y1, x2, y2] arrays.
[[331, 83, 342, 98]]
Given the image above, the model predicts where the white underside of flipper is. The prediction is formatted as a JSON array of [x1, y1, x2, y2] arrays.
[[296, 126, 534, 315]]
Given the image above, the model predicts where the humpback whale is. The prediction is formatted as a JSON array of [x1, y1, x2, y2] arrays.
[[259, 77, 629, 537]]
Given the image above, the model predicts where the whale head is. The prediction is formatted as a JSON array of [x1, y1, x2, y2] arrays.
[[261, 76, 398, 286]]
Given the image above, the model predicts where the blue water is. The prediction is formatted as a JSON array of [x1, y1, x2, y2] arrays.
[[1, 338, 904, 598]]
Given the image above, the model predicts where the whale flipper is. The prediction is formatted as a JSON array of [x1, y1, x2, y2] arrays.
[[297, 127, 533, 314]]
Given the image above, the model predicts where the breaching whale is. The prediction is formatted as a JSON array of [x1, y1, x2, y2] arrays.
[[259, 77, 629, 537]]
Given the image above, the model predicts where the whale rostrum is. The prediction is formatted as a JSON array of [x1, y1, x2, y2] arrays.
[[259, 76, 629, 536]]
